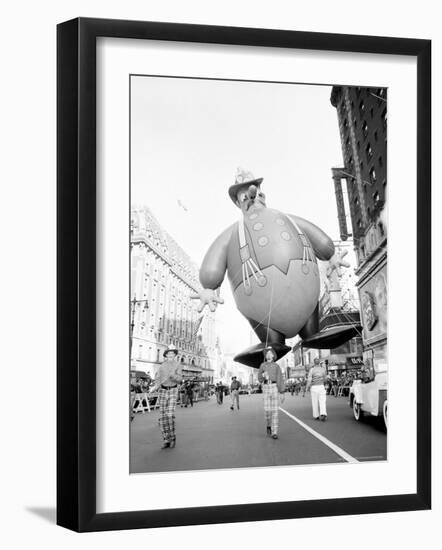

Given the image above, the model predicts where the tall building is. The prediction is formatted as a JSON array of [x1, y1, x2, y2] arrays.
[[130, 207, 217, 381], [330, 86, 388, 370]]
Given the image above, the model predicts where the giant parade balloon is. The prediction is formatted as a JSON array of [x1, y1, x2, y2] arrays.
[[191, 168, 351, 368]]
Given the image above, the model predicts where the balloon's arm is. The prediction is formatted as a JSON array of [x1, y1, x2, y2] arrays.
[[288, 215, 335, 261], [199, 223, 235, 289]]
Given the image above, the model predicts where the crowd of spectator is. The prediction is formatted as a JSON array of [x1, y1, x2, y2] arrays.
[[285, 368, 373, 399], [324, 369, 375, 396], [178, 379, 209, 407]]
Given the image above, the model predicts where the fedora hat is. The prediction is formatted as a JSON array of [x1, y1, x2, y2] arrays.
[[228, 167, 263, 205], [163, 345, 178, 357]]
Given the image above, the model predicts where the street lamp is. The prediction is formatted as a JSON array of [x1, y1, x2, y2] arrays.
[[130, 296, 149, 360]]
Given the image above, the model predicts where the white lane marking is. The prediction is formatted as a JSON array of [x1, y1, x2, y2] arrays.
[[279, 407, 359, 464]]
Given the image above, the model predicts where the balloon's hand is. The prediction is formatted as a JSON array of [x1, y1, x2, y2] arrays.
[[190, 289, 224, 313], [326, 250, 351, 278]]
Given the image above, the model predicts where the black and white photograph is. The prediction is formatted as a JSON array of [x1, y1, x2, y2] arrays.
[[0, 0, 436, 543], [129, 76, 388, 474]]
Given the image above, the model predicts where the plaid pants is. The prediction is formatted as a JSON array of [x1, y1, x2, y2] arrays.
[[231, 389, 240, 409], [157, 386, 178, 442], [263, 383, 279, 435]]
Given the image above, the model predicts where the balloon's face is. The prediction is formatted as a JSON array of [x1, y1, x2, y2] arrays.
[[236, 184, 266, 214]]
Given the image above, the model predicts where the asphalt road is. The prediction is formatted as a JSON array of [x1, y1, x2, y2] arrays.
[[130, 392, 386, 474]]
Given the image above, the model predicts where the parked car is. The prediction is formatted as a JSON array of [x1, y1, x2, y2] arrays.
[[349, 369, 388, 429]]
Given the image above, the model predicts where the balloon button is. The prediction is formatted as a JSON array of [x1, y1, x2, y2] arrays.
[[258, 236, 268, 247], [249, 213, 258, 220], [281, 231, 291, 241], [276, 218, 285, 226], [301, 263, 310, 274], [244, 284, 253, 296], [257, 275, 267, 287], [253, 222, 263, 231]]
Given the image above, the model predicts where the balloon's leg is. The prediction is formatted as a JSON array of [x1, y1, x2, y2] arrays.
[[299, 304, 319, 339], [233, 319, 291, 368], [248, 319, 286, 346]]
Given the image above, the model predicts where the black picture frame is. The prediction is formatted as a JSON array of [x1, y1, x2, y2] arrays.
[[57, 17, 431, 532]]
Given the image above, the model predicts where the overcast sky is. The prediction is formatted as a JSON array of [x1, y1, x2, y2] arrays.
[[131, 76, 344, 354]]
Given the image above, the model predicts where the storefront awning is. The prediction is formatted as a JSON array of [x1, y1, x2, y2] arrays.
[[183, 368, 202, 374], [130, 370, 150, 379]]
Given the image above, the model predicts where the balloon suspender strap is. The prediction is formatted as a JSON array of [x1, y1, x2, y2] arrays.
[[290, 219, 313, 265], [238, 218, 266, 293]]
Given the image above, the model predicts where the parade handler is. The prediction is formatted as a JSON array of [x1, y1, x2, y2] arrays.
[[230, 376, 242, 410], [150, 345, 183, 449], [191, 168, 350, 368], [306, 357, 328, 421], [258, 346, 285, 439]]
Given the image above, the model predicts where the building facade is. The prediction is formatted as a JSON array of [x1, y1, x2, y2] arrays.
[[330, 86, 388, 371], [130, 207, 217, 381]]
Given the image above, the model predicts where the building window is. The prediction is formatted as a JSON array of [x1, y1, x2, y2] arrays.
[[370, 168, 377, 184], [377, 88, 386, 103], [366, 143, 373, 161], [373, 191, 380, 203], [359, 100, 365, 113], [382, 108, 387, 130], [362, 121, 368, 138]]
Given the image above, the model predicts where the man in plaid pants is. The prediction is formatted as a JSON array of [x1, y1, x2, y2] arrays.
[[258, 346, 285, 439], [151, 345, 183, 449]]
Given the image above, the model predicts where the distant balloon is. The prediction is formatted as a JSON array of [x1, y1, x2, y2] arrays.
[[177, 200, 188, 212]]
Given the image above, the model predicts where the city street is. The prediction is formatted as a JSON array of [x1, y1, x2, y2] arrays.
[[130, 392, 386, 474]]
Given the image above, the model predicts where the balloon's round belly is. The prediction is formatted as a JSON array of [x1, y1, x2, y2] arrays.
[[232, 260, 320, 338]]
